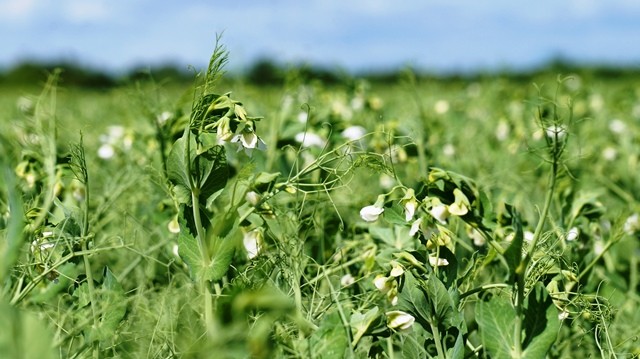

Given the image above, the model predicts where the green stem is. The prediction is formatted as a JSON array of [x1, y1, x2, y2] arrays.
[[81, 241, 99, 358], [430, 321, 446, 359], [191, 189, 214, 332], [459, 283, 510, 300], [513, 159, 558, 357]]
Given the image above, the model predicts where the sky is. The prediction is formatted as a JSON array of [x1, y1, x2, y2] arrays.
[[2, 0, 640, 74]]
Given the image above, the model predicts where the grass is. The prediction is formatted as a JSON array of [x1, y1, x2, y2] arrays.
[[1, 47, 640, 358]]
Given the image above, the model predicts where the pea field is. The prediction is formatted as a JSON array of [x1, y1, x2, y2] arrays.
[[1, 45, 640, 358]]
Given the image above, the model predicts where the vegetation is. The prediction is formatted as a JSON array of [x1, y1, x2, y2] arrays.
[[1, 42, 639, 358]]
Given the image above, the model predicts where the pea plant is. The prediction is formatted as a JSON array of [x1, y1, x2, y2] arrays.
[[0, 41, 637, 358]]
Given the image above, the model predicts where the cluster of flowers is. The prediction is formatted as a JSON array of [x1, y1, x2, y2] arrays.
[[200, 93, 267, 156], [97, 125, 134, 160], [360, 187, 470, 234], [356, 187, 474, 331]]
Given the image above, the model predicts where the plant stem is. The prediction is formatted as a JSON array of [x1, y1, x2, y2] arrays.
[[430, 321, 446, 359], [191, 189, 214, 332], [459, 283, 510, 300], [513, 157, 558, 357], [81, 240, 99, 358]]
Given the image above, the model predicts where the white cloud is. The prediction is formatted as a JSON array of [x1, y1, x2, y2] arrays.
[[63, 0, 111, 23], [0, 0, 39, 22]]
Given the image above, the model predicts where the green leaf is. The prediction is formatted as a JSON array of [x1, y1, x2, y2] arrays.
[[401, 328, 428, 358], [398, 272, 431, 326], [522, 283, 560, 358], [29, 262, 82, 304], [196, 144, 228, 202], [350, 306, 380, 346], [0, 300, 56, 359], [95, 267, 127, 341], [167, 129, 229, 206], [167, 133, 193, 191], [253, 171, 280, 186], [207, 224, 239, 281], [503, 204, 524, 282], [177, 217, 205, 281], [177, 215, 238, 282], [476, 294, 516, 359], [73, 282, 91, 308], [425, 274, 456, 326], [447, 330, 465, 359], [0, 162, 24, 283], [310, 310, 349, 358]]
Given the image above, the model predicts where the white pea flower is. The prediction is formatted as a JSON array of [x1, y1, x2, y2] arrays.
[[216, 117, 234, 143], [442, 143, 456, 157], [428, 256, 449, 267], [341, 126, 367, 141], [524, 231, 535, 242], [593, 240, 605, 256], [388, 289, 399, 306], [545, 124, 567, 141], [386, 311, 415, 331], [243, 228, 264, 259], [340, 274, 355, 287], [495, 120, 510, 142], [400, 188, 418, 222], [245, 191, 261, 206], [558, 310, 570, 321], [375, 277, 399, 305], [167, 215, 180, 234], [294, 132, 326, 148], [157, 111, 172, 125], [409, 217, 423, 237], [467, 226, 486, 246], [434, 99, 450, 114], [624, 213, 639, 235], [107, 125, 125, 140], [360, 205, 383, 222], [609, 119, 626, 134], [297, 111, 308, 123], [566, 227, 579, 241], [232, 131, 267, 156], [97, 143, 115, 159], [350, 96, 365, 111], [389, 262, 404, 277], [429, 199, 450, 224], [379, 173, 395, 190], [360, 195, 385, 222], [602, 146, 617, 161], [448, 188, 469, 216], [373, 275, 391, 293]]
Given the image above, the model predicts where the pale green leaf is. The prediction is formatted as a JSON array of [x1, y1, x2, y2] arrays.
[[477, 294, 516, 359], [0, 301, 55, 359]]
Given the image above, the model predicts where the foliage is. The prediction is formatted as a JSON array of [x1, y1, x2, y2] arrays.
[[1, 41, 639, 359]]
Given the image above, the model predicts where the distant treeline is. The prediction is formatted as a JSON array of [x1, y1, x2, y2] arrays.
[[1, 57, 640, 88]]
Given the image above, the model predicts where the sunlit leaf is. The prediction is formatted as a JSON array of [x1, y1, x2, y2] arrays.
[[477, 294, 516, 359]]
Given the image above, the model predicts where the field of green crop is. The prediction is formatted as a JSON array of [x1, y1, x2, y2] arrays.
[[1, 45, 640, 358]]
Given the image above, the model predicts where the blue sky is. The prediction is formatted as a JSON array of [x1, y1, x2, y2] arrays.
[[2, 0, 640, 74]]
